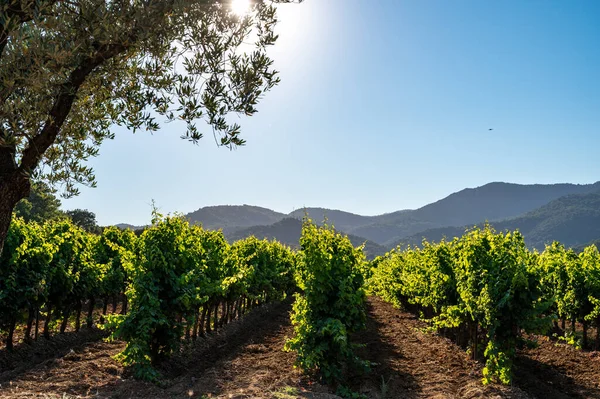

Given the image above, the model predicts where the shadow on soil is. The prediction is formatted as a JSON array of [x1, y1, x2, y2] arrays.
[[351, 302, 420, 399], [513, 353, 600, 399], [0, 328, 108, 381], [93, 300, 297, 398]]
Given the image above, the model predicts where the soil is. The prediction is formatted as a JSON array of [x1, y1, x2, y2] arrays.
[[514, 335, 600, 399], [0, 301, 125, 353], [1, 297, 600, 399]]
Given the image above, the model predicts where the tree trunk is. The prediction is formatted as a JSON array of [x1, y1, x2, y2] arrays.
[[100, 297, 108, 323], [219, 301, 227, 327], [596, 316, 600, 351], [75, 300, 82, 332], [185, 319, 191, 341], [25, 306, 35, 342], [35, 308, 40, 340], [0, 165, 31, 257], [112, 295, 118, 314], [121, 294, 128, 315], [60, 305, 71, 333], [227, 301, 233, 323], [206, 305, 212, 334], [199, 306, 208, 337], [43, 303, 53, 339], [234, 299, 239, 320], [192, 307, 200, 340], [87, 296, 95, 328], [6, 317, 16, 351], [213, 302, 219, 332], [472, 322, 478, 360], [583, 320, 588, 349]]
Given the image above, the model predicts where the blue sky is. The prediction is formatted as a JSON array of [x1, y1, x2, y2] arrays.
[[64, 0, 600, 226]]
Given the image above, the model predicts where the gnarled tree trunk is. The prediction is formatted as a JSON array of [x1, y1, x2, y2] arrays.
[[0, 155, 31, 256]]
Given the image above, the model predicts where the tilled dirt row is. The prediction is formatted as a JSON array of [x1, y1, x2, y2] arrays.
[[2, 297, 600, 398], [351, 298, 528, 399]]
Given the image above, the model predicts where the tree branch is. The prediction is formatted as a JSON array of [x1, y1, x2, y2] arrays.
[[18, 43, 128, 173]]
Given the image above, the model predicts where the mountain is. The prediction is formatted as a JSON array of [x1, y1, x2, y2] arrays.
[[226, 217, 388, 259], [185, 205, 286, 233], [349, 181, 600, 245], [114, 181, 600, 249], [394, 192, 600, 251], [115, 223, 144, 230], [287, 208, 375, 232]]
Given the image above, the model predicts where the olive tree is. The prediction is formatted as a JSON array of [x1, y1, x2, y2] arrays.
[[0, 0, 296, 254]]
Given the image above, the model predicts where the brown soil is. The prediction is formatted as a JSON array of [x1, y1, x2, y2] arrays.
[[351, 297, 528, 399], [514, 335, 600, 398], [0, 301, 125, 353], [0, 300, 328, 399], [1, 297, 600, 399]]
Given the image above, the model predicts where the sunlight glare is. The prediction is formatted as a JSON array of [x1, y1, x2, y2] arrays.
[[230, 0, 250, 16]]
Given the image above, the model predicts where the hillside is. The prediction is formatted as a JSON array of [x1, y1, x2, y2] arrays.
[[287, 207, 375, 232], [114, 181, 600, 248], [226, 217, 388, 259], [115, 223, 142, 230], [350, 181, 600, 245], [185, 205, 286, 233], [395, 192, 600, 251]]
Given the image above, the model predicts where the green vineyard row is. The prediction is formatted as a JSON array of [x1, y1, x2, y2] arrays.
[[4, 215, 597, 388], [368, 224, 600, 384]]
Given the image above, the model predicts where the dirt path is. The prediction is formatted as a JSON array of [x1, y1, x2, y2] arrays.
[[514, 335, 600, 399], [351, 298, 528, 399], [354, 297, 600, 399], [2, 297, 600, 398], [0, 301, 330, 399]]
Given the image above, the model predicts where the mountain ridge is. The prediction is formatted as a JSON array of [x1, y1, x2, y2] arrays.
[[115, 180, 600, 251], [394, 191, 600, 251]]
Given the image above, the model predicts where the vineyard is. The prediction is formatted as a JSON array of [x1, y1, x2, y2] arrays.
[[2, 218, 600, 398]]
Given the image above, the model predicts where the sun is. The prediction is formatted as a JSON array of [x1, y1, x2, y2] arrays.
[[230, 0, 250, 16]]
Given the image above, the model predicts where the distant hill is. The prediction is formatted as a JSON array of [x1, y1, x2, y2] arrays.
[[350, 181, 600, 245], [287, 208, 375, 232], [115, 223, 144, 230], [185, 205, 286, 233], [394, 192, 600, 251], [114, 181, 600, 249], [226, 217, 388, 259]]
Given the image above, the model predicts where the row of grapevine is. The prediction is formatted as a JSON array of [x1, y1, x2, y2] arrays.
[[285, 220, 369, 387], [534, 242, 600, 348], [107, 213, 297, 380], [0, 217, 133, 350], [369, 225, 600, 385]]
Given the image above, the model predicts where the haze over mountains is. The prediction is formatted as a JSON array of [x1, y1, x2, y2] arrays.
[[117, 181, 600, 257]]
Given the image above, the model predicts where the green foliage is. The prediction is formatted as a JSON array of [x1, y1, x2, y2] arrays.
[[368, 225, 551, 385], [95, 226, 136, 301], [535, 242, 600, 348], [0, 217, 53, 331], [14, 182, 64, 223], [108, 213, 296, 379], [66, 209, 100, 234], [335, 385, 367, 399], [285, 220, 368, 384], [0, 216, 133, 348], [108, 214, 205, 378], [1, 0, 291, 197]]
